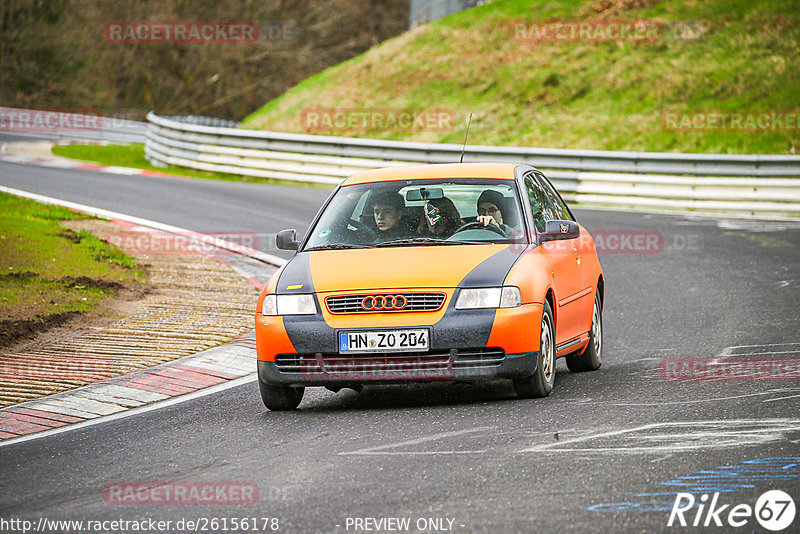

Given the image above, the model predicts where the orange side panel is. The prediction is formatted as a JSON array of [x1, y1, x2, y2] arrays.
[[264, 266, 284, 293], [503, 248, 554, 305], [255, 315, 296, 362], [255, 266, 286, 315], [486, 303, 543, 354], [569, 289, 595, 338]]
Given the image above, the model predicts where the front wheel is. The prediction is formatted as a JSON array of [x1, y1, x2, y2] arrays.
[[513, 300, 556, 398], [259, 379, 304, 411], [566, 292, 602, 372]]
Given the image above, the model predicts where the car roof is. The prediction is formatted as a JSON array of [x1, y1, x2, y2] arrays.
[[341, 162, 522, 186]]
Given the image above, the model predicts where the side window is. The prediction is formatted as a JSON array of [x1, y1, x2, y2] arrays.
[[352, 189, 370, 221], [524, 174, 556, 232], [535, 172, 575, 222]]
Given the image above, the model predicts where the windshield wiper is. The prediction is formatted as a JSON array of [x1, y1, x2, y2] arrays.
[[374, 238, 469, 247], [304, 243, 370, 251]]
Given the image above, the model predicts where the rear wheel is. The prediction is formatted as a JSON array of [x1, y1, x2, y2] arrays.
[[566, 292, 602, 372], [513, 300, 555, 398], [259, 379, 304, 411]]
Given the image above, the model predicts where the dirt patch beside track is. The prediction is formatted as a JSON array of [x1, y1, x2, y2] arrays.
[[0, 219, 259, 408]]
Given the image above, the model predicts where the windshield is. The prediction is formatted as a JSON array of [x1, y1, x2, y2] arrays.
[[303, 178, 527, 250]]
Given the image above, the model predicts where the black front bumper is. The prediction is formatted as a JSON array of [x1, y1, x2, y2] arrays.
[[258, 349, 539, 387]]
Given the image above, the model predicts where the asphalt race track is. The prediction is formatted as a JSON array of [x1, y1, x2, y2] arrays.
[[0, 159, 330, 260], [1, 159, 800, 533]]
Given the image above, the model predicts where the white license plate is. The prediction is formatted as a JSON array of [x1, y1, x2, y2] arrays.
[[338, 329, 429, 353]]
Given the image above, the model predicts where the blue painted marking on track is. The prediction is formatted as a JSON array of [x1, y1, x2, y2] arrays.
[[588, 457, 800, 513]]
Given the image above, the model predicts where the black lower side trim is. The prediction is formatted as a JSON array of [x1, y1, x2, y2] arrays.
[[556, 337, 583, 352]]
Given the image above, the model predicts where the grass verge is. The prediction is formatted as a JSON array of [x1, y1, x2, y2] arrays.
[[242, 0, 799, 154], [51, 144, 332, 189], [0, 192, 144, 347]]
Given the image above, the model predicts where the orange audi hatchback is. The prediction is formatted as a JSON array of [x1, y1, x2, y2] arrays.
[[255, 163, 604, 410]]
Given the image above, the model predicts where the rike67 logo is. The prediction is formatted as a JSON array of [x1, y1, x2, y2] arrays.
[[668, 490, 796, 531]]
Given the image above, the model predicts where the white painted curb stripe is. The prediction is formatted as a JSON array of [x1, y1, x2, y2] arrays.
[[100, 166, 146, 175], [0, 185, 288, 267], [0, 375, 256, 448]]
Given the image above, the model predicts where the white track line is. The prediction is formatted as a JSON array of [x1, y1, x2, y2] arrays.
[[763, 394, 800, 403], [611, 389, 797, 406], [0, 375, 256, 448], [519, 419, 800, 453], [0, 185, 286, 267], [340, 426, 493, 456]]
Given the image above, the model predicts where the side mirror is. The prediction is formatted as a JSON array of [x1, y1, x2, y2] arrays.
[[538, 220, 580, 243], [276, 229, 300, 250]]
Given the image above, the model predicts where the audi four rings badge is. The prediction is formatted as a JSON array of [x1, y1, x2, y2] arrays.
[[361, 295, 408, 311]]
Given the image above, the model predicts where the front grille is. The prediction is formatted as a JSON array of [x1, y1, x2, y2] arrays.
[[325, 293, 446, 314], [451, 349, 506, 369], [274, 348, 505, 377]]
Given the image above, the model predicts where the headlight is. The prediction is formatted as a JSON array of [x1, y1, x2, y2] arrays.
[[456, 288, 501, 309], [261, 294, 317, 315], [456, 287, 521, 309], [500, 286, 522, 308], [278, 294, 317, 315]]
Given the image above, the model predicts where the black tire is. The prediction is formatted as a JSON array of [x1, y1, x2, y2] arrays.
[[513, 300, 556, 398], [259, 379, 304, 411], [566, 292, 602, 372]]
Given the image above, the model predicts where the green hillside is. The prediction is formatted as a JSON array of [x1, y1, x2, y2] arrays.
[[242, 0, 800, 154]]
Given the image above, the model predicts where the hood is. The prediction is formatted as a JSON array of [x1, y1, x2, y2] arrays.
[[276, 245, 523, 294]]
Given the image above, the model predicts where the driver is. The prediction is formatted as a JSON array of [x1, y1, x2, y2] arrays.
[[371, 191, 407, 242], [476, 190, 512, 235]]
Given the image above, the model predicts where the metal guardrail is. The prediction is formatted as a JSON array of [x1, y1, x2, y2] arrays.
[[0, 107, 146, 145], [409, 0, 482, 29], [160, 115, 240, 129], [145, 112, 800, 217]]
